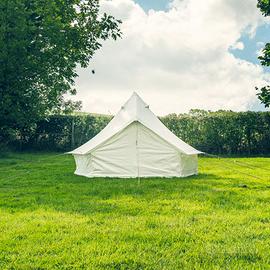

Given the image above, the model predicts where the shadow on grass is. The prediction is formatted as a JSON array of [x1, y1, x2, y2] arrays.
[[0, 167, 249, 216], [0, 153, 262, 216]]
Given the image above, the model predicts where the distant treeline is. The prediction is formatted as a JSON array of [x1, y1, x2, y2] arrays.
[[8, 110, 270, 155]]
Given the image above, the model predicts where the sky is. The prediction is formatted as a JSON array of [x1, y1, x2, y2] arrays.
[[73, 0, 270, 116]]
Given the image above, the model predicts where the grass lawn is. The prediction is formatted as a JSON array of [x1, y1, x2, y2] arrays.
[[0, 153, 270, 269]]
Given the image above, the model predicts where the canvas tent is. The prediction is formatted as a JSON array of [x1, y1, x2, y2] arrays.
[[69, 92, 202, 178]]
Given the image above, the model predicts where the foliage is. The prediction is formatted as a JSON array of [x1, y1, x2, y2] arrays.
[[0, 0, 121, 143], [258, 0, 270, 16], [10, 110, 270, 155], [0, 153, 270, 269], [162, 110, 270, 155], [257, 0, 270, 106], [13, 114, 113, 151], [256, 86, 270, 108]]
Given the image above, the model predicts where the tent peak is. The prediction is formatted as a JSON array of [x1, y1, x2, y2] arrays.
[[123, 92, 148, 119], [130, 92, 141, 103], [130, 91, 144, 101]]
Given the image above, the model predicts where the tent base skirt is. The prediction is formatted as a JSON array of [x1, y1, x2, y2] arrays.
[[74, 171, 198, 179]]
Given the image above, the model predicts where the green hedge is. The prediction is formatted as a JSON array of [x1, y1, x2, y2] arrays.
[[12, 114, 112, 152], [162, 111, 270, 155], [11, 111, 270, 155]]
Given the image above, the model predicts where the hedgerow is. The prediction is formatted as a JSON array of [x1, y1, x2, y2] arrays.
[[8, 110, 270, 155]]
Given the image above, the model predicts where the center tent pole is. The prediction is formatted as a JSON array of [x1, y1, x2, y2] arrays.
[[136, 121, 140, 184]]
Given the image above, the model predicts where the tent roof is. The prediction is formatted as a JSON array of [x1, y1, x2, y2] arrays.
[[69, 92, 202, 155]]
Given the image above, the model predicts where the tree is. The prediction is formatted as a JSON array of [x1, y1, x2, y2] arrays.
[[0, 0, 121, 142], [257, 0, 270, 108], [256, 86, 270, 107]]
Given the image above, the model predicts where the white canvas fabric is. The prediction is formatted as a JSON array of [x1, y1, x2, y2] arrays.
[[70, 92, 202, 178]]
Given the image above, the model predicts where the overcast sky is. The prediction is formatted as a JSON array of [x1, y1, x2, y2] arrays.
[[73, 0, 270, 116]]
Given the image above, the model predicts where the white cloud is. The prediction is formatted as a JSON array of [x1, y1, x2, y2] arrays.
[[73, 0, 269, 115], [256, 41, 265, 47], [231, 42, 245, 50]]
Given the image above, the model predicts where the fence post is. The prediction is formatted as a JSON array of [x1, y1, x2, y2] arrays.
[[71, 117, 75, 149]]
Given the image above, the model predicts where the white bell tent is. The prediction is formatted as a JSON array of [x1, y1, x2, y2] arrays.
[[69, 92, 202, 178]]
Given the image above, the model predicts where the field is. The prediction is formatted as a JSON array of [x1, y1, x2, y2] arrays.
[[0, 153, 270, 269]]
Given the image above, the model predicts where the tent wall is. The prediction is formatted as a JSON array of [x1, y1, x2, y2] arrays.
[[137, 123, 182, 177], [74, 123, 137, 177], [73, 122, 198, 178], [89, 123, 138, 177], [179, 153, 198, 177], [73, 154, 91, 176]]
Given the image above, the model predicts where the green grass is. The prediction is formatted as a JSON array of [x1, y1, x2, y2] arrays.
[[0, 153, 270, 269]]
